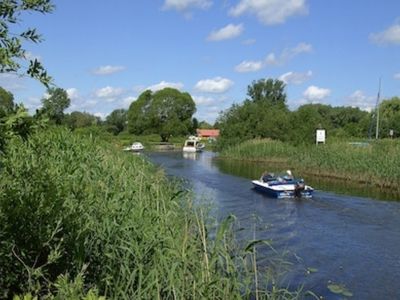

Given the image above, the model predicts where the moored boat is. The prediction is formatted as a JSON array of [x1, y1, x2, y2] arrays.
[[123, 142, 144, 152], [182, 138, 205, 152], [252, 170, 314, 198]]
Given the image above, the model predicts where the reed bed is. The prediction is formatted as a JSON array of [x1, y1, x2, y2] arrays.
[[219, 139, 400, 192], [0, 129, 301, 299]]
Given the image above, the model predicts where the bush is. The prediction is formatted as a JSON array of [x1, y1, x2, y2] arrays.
[[1, 128, 290, 299]]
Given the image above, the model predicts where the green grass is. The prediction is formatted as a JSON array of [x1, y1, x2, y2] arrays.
[[219, 138, 400, 192], [0, 129, 302, 299]]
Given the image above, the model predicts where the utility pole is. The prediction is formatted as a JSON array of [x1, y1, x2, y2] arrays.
[[375, 78, 381, 140]]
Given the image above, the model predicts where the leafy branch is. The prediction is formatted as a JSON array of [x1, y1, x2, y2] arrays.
[[0, 0, 54, 86]]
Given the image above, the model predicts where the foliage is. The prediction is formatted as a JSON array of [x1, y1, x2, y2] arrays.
[[219, 138, 400, 191], [0, 86, 15, 116], [64, 111, 100, 130], [379, 97, 400, 138], [198, 120, 213, 129], [0, 0, 54, 86], [191, 117, 198, 133], [128, 88, 196, 142], [37, 87, 70, 124], [105, 108, 127, 135], [216, 78, 289, 149], [247, 78, 287, 108], [1, 128, 298, 299], [0, 103, 41, 152], [217, 78, 372, 147]]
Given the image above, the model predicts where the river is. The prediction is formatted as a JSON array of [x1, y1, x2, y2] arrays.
[[147, 151, 400, 299]]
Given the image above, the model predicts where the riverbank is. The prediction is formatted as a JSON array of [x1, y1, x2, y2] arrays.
[[218, 139, 400, 193], [0, 128, 299, 299]]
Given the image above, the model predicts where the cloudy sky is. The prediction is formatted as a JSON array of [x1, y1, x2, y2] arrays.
[[2, 0, 400, 122]]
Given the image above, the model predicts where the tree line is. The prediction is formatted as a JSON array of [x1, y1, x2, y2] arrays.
[[2, 79, 400, 151], [215, 78, 400, 148]]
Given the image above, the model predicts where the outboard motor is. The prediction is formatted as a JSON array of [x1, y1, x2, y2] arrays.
[[294, 182, 305, 198]]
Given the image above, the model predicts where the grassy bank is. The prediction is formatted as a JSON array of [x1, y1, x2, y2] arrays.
[[0, 129, 301, 299], [218, 139, 400, 192]]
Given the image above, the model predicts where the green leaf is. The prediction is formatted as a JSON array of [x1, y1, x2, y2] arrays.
[[327, 283, 353, 297]]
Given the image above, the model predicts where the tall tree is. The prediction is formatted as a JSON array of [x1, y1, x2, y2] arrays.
[[379, 97, 400, 138], [64, 111, 99, 130], [128, 88, 196, 142], [0, 87, 15, 116], [106, 109, 127, 135], [39, 87, 70, 124], [247, 78, 287, 107], [216, 78, 289, 148], [0, 0, 54, 86]]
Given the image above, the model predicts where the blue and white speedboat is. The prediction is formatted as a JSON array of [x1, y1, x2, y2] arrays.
[[252, 171, 314, 198]]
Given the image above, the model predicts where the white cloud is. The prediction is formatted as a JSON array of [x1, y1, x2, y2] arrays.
[[24, 97, 42, 112], [193, 95, 215, 105], [279, 70, 312, 84], [394, 73, 400, 80], [265, 42, 313, 65], [229, 0, 308, 25], [303, 85, 331, 102], [66, 88, 79, 100], [163, 0, 212, 11], [94, 112, 107, 120], [146, 81, 184, 91], [207, 23, 244, 41], [235, 42, 312, 72], [265, 53, 278, 65], [0, 73, 26, 91], [347, 90, 375, 112], [94, 86, 124, 101], [370, 22, 400, 45], [121, 96, 137, 108], [194, 77, 233, 93], [234, 60, 263, 72], [92, 65, 125, 75], [195, 105, 221, 123]]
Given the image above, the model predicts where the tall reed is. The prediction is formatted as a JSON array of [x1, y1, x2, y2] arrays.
[[0, 128, 300, 299], [219, 139, 400, 191]]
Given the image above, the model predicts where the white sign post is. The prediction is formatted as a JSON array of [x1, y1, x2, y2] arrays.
[[316, 129, 326, 145]]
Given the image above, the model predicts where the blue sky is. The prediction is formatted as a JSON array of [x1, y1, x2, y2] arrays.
[[2, 0, 400, 123]]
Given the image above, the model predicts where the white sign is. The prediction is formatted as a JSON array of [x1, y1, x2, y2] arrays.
[[316, 129, 326, 144]]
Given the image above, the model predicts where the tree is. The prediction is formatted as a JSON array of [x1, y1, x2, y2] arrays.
[[0, 0, 54, 86], [0, 87, 15, 116], [247, 78, 287, 108], [216, 78, 289, 148], [191, 117, 199, 133], [288, 104, 328, 145], [128, 88, 196, 142], [106, 109, 127, 135], [64, 111, 99, 130], [379, 97, 400, 138], [38, 87, 70, 124], [198, 120, 213, 129]]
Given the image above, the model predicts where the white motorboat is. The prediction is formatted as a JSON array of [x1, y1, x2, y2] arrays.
[[252, 170, 314, 198], [182, 139, 204, 152], [123, 142, 144, 152]]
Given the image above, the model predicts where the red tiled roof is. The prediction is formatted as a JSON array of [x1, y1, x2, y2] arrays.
[[196, 129, 220, 137]]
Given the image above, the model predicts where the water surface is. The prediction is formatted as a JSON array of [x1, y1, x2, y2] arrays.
[[147, 151, 400, 299]]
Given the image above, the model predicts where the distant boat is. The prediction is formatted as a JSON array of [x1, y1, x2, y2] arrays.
[[252, 170, 314, 198], [182, 138, 204, 152], [123, 142, 144, 152]]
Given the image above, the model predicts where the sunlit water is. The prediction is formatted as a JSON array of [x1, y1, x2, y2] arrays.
[[146, 151, 400, 299]]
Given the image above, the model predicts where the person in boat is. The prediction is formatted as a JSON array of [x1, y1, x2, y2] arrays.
[[283, 170, 294, 181], [260, 171, 275, 182]]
